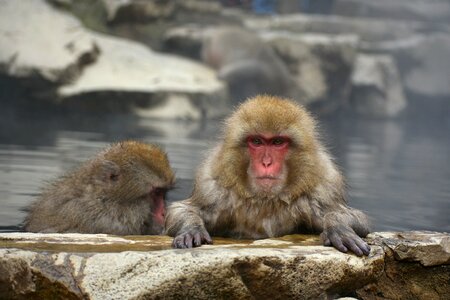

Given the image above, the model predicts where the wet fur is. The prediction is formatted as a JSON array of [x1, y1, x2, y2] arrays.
[[24, 141, 175, 235], [166, 96, 370, 247]]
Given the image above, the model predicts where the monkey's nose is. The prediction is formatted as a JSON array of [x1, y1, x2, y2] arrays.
[[262, 156, 272, 167]]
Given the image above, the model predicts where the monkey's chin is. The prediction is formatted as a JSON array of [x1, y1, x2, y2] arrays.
[[252, 178, 283, 194]]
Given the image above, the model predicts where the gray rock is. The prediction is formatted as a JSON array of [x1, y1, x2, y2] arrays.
[[1, 231, 448, 299], [0, 0, 228, 119], [350, 54, 406, 118], [244, 14, 433, 43], [358, 231, 450, 299], [262, 31, 359, 113], [0, 233, 384, 299], [361, 33, 450, 98], [200, 27, 297, 104], [101, 0, 175, 23], [334, 0, 450, 23], [163, 24, 207, 60], [368, 231, 450, 267], [0, 0, 99, 88], [59, 31, 229, 119]]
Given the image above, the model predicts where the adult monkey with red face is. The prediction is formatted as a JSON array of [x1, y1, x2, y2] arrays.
[[165, 95, 371, 256]]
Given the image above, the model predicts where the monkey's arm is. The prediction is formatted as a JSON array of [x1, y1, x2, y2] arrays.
[[165, 200, 213, 248], [319, 205, 371, 256]]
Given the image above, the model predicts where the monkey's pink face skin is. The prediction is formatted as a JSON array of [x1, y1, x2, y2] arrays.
[[247, 134, 290, 190], [150, 187, 166, 227]]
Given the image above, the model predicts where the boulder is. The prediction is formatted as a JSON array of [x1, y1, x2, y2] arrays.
[[0, 233, 384, 299], [163, 24, 207, 60], [334, 0, 450, 23], [0, 0, 99, 90], [244, 14, 440, 43], [360, 33, 450, 99], [350, 54, 406, 118], [261, 31, 359, 113], [357, 231, 450, 299], [101, 0, 175, 24], [0, 0, 229, 119], [58, 31, 229, 119]]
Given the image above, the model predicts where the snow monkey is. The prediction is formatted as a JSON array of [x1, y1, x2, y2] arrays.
[[24, 141, 175, 235], [166, 95, 371, 256]]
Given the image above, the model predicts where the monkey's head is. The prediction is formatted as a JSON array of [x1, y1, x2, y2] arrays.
[[213, 95, 323, 200], [87, 141, 175, 233]]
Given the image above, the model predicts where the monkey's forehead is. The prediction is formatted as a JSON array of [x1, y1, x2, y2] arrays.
[[103, 141, 175, 180], [224, 96, 317, 143]]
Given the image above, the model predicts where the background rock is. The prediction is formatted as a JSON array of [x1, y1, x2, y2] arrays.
[[350, 54, 406, 118], [334, 0, 450, 23], [0, 0, 99, 91], [262, 31, 358, 113], [244, 14, 436, 43], [101, 0, 176, 24], [0, 0, 228, 119], [58, 31, 228, 119]]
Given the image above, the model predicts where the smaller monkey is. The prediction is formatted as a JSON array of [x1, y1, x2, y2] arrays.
[[24, 141, 175, 235]]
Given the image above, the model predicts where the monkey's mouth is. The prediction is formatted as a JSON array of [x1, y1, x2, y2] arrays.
[[255, 176, 280, 188], [256, 176, 279, 180]]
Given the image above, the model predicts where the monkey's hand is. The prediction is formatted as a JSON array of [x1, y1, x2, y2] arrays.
[[320, 226, 371, 257], [172, 226, 213, 249]]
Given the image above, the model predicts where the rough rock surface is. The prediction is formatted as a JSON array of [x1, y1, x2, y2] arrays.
[[350, 54, 406, 117], [357, 231, 450, 299], [368, 231, 450, 267], [0, 0, 228, 119], [0, 233, 384, 300]]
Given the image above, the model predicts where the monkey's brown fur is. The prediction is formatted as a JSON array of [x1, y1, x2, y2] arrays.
[[24, 141, 175, 235], [166, 95, 370, 255]]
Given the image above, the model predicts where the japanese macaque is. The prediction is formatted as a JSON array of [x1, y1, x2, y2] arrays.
[[24, 141, 175, 235], [201, 27, 297, 103], [166, 95, 371, 256]]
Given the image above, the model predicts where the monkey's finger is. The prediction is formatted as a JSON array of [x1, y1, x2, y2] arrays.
[[193, 232, 202, 247], [342, 237, 363, 257], [320, 232, 331, 246], [173, 236, 187, 249], [353, 237, 371, 256], [202, 231, 213, 244], [329, 233, 348, 253], [184, 233, 194, 248]]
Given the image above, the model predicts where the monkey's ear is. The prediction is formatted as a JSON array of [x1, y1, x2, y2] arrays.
[[97, 160, 120, 183]]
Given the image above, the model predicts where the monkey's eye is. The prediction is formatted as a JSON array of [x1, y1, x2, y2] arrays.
[[153, 188, 167, 197], [250, 137, 264, 146], [271, 137, 287, 146], [109, 173, 119, 182]]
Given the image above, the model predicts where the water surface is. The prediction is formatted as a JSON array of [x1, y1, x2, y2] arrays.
[[1, 109, 449, 233]]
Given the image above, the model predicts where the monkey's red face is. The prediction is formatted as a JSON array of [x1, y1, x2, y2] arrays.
[[247, 134, 290, 192], [150, 187, 167, 231]]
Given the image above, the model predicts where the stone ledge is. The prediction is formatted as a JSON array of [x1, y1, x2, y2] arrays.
[[0, 231, 448, 299]]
